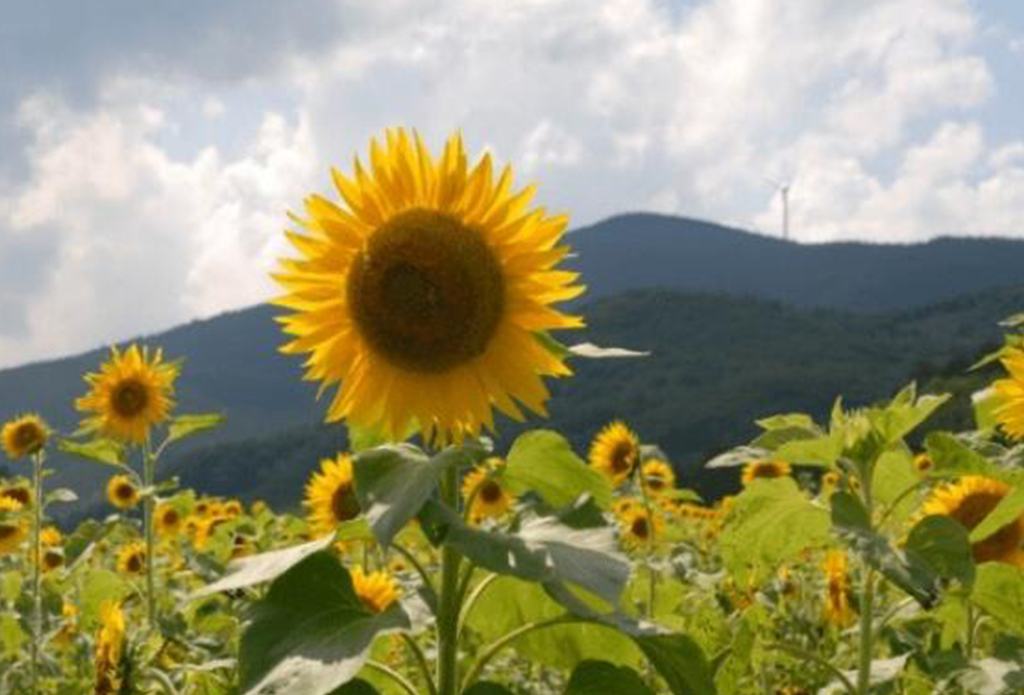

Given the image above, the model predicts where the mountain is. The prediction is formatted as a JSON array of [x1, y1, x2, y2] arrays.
[[569, 213, 1024, 310], [4, 212, 1024, 516]]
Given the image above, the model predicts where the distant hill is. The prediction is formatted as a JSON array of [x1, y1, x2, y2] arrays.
[[570, 213, 1024, 310], [4, 211, 1024, 518]]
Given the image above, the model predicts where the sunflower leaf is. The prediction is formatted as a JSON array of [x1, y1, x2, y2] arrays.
[[972, 563, 1024, 635], [564, 660, 656, 695], [503, 430, 612, 510], [567, 342, 650, 359], [191, 536, 334, 599], [907, 515, 974, 588], [970, 484, 1024, 545], [164, 413, 225, 447], [44, 488, 78, 505], [239, 551, 410, 695], [58, 437, 126, 468]]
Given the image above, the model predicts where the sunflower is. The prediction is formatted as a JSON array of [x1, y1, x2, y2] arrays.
[[76, 344, 180, 444], [115, 542, 146, 574], [1, 483, 32, 509], [822, 550, 853, 627], [640, 459, 675, 496], [741, 459, 792, 485], [821, 471, 840, 494], [223, 500, 243, 518], [461, 459, 513, 523], [351, 566, 399, 613], [921, 476, 1024, 566], [993, 347, 1024, 439], [273, 129, 583, 446], [913, 453, 933, 474], [94, 600, 125, 695], [155, 504, 183, 538], [40, 526, 62, 546], [106, 475, 139, 510], [616, 506, 663, 550], [305, 454, 361, 538], [589, 421, 641, 486], [1, 414, 49, 459], [0, 498, 26, 555]]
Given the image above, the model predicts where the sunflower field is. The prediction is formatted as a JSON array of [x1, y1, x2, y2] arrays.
[[3, 130, 1024, 695]]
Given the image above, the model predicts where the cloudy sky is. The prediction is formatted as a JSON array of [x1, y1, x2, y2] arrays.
[[1, 0, 1023, 369]]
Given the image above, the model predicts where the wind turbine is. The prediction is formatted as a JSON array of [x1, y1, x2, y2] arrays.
[[762, 175, 792, 241]]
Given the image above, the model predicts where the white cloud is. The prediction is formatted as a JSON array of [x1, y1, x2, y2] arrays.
[[0, 0, 1022, 367]]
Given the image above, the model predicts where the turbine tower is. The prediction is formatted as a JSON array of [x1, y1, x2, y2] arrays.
[[763, 176, 791, 241]]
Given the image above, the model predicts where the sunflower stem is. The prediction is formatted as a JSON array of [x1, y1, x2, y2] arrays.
[[143, 443, 157, 629], [856, 463, 876, 695], [437, 464, 463, 695], [965, 602, 976, 662], [30, 451, 45, 695]]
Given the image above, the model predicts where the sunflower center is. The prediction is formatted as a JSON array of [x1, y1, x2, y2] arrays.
[[127, 553, 143, 573], [631, 516, 650, 539], [953, 491, 1024, 563], [15, 423, 42, 449], [347, 208, 506, 373], [610, 444, 636, 474], [478, 480, 503, 504], [645, 476, 665, 492], [115, 483, 135, 501], [111, 379, 149, 418], [162, 509, 180, 526], [2, 488, 30, 507], [0, 525, 18, 540], [331, 484, 361, 523], [752, 463, 782, 479]]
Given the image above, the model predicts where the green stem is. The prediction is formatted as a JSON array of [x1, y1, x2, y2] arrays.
[[143, 443, 157, 628], [461, 616, 578, 690], [366, 660, 420, 695], [401, 633, 438, 695], [30, 452, 44, 695], [437, 465, 463, 695], [965, 602, 976, 661], [768, 643, 857, 695], [457, 572, 498, 637], [856, 462, 876, 695], [391, 542, 437, 597]]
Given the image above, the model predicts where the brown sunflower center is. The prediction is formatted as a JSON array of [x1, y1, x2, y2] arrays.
[[610, 443, 637, 474], [331, 484, 361, 523], [111, 379, 150, 418], [0, 524, 18, 541], [44, 550, 63, 570], [115, 483, 136, 501], [631, 516, 650, 539], [162, 509, 180, 527], [347, 208, 506, 373], [752, 463, 783, 479], [645, 475, 666, 491], [952, 491, 1024, 563], [126, 553, 144, 573], [14, 423, 44, 450], [478, 480, 503, 504], [2, 488, 31, 507]]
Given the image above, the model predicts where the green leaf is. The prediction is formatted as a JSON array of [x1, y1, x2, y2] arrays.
[[704, 446, 768, 469], [165, 413, 225, 446], [327, 679, 382, 695], [925, 432, 1003, 479], [972, 563, 1024, 635], [463, 684, 517, 695], [634, 634, 717, 695], [871, 450, 918, 529], [420, 502, 629, 605], [79, 569, 133, 628], [906, 515, 975, 587], [972, 387, 1001, 432], [0, 612, 25, 657], [564, 660, 655, 695], [1, 572, 22, 603], [191, 536, 334, 599], [971, 485, 1024, 544], [352, 444, 452, 547], [503, 430, 612, 509], [718, 478, 830, 583], [567, 342, 649, 358], [819, 655, 910, 695], [830, 491, 871, 533], [45, 488, 78, 505], [755, 413, 819, 431], [466, 577, 641, 671], [869, 384, 948, 444], [347, 420, 418, 453], [239, 551, 410, 695], [774, 434, 842, 468], [58, 437, 125, 467]]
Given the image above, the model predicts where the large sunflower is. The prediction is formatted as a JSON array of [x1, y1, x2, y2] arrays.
[[994, 347, 1024, 439], [304, 454, 361, 538], [0, 498, 26, 555], [351, 566, 399, 613], [589, 421, 641, 487], [76, 344, 180, 444], [741, 459, 792, 485], [1, 414, 49, 459], [273, 129, 584, 446], [921, 476, 1024, 566]]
